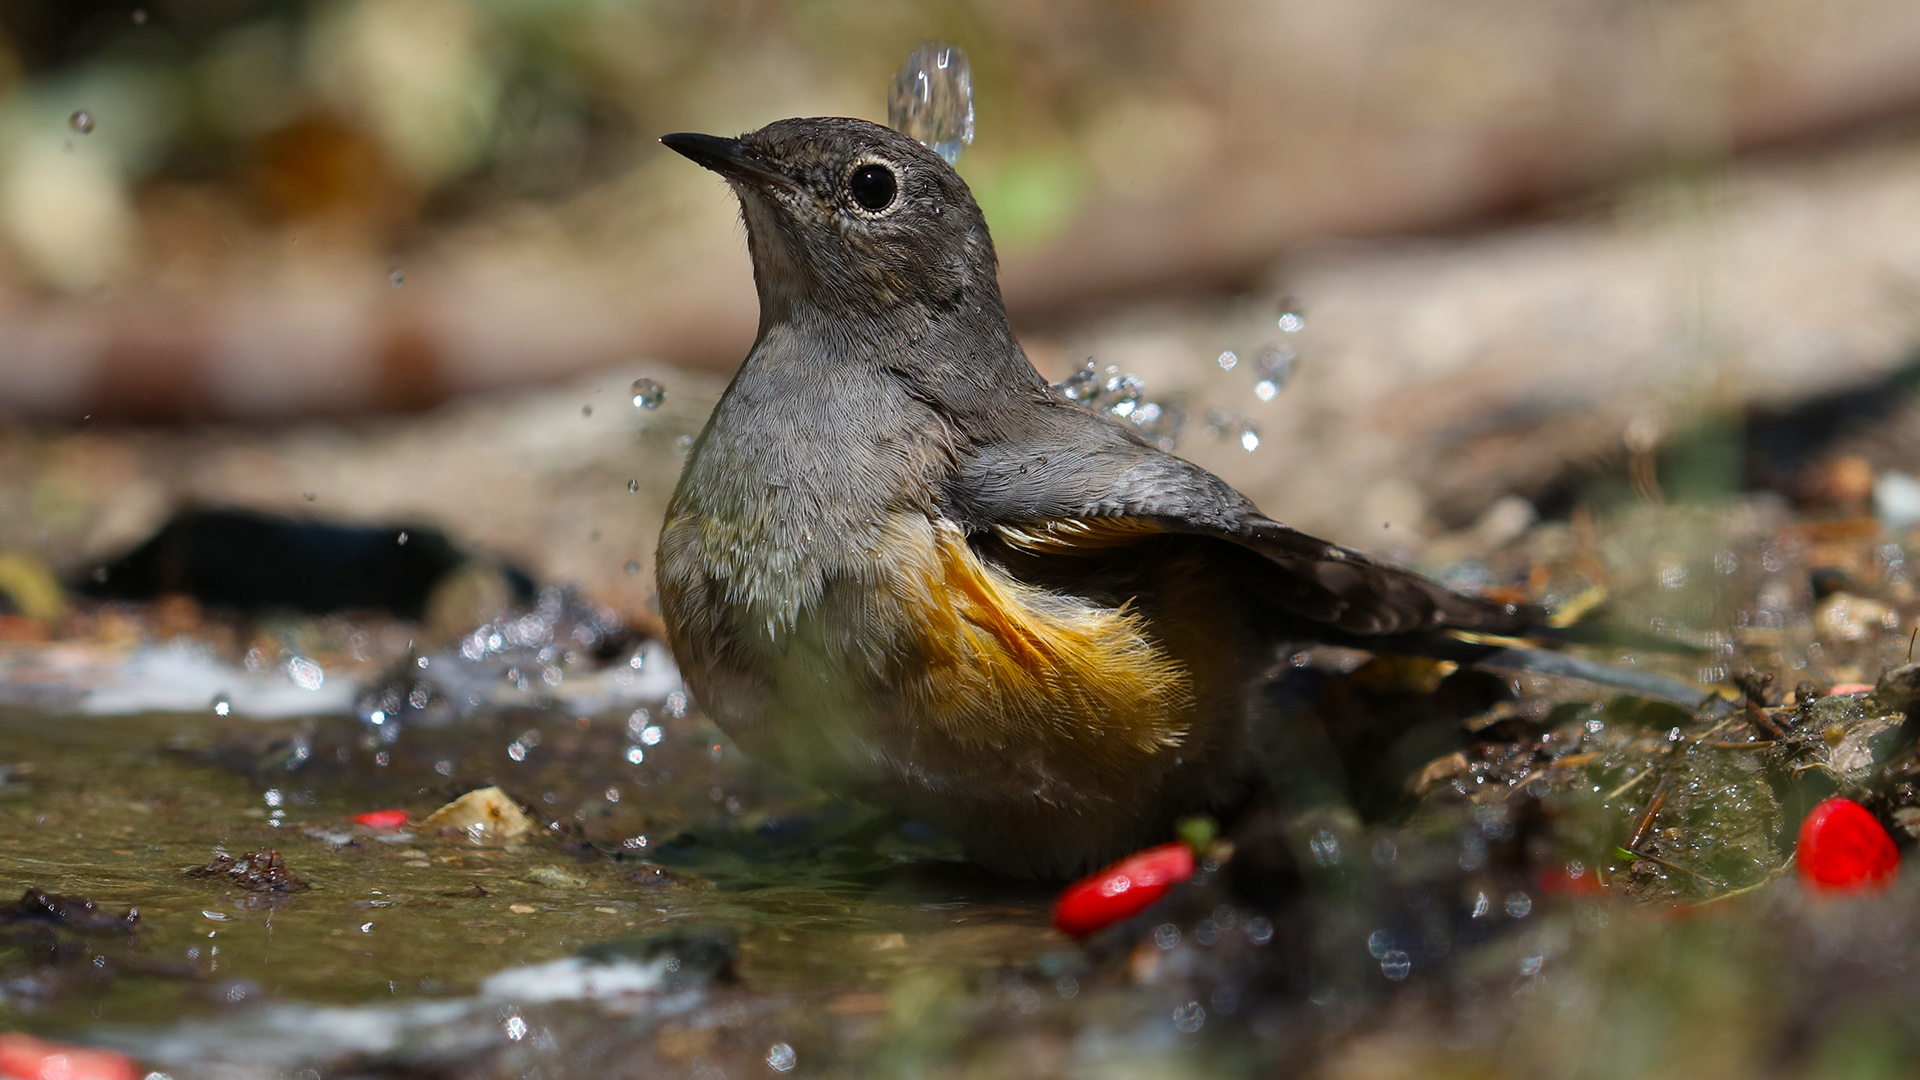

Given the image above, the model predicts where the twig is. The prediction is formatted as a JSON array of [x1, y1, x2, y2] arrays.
[[1614, 845, 1722, 886], [1627, 776, 1672, 850], [1603, 768, 1654, 802], [1691, 856, 1795, 908]]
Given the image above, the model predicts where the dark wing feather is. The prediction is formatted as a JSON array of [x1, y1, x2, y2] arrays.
[[943, 397, 1534, 640], [1219, 517, 1532, 637]]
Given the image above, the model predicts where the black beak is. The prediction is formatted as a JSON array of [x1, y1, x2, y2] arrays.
[[659, 132, 793, 192]]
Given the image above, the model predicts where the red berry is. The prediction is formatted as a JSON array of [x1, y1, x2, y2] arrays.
[[352, 808, 411, 830], [1052, 841, 1196, 938], [0, 1032, 142, 1080], [1537, 864, 1604, 896], [1797, 797, 1899, 893]]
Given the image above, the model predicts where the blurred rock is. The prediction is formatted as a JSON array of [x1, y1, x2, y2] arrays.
[[420, 785, 536, 844], [81, 507, 522, 621], [0, 363, 716, 619]]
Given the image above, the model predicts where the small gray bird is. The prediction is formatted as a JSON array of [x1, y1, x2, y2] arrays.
[[656, 117, 1650, 878]]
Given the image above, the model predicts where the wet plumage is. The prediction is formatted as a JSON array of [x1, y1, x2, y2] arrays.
[[656, 118, 1536, 877]]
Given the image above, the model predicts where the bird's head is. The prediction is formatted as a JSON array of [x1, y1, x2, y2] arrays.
[[662, 117, 1001, 330]]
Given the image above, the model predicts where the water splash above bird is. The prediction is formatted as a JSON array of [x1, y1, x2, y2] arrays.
[[888, 43, 975, 166]]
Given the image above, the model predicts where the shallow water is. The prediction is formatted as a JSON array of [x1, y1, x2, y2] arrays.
[[0, 700, 1087, 1075], [7, 500, 1920, 1078]]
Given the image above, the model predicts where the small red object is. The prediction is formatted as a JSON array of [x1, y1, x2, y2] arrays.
[[352, 808, 411, 830], [1537, 863, 1604, 896], [1797, 797, 1899, 893], [0, 1032, 141, 1080], [1052, 841, 1195, 938]]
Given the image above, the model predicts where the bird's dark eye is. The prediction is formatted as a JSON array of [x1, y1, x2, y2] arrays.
[[848, 163, 897, 211]]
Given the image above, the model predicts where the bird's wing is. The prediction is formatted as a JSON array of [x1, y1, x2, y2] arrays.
[[943, 401, 1534, 639]]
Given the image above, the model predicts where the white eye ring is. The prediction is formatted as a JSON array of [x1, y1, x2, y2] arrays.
[[846, 158, 901, 214]]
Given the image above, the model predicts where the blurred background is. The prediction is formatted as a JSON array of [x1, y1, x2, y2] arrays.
[[4, 0, 1920, 619]]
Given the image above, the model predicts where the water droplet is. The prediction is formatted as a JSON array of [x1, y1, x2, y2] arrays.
[[1257, 345, 1295, 378], [132, 8, 147, 24], [303, 491, 316, 501], [1102, 373, 1143, 418], [211, 694, 231, 717], [580, 404, 593, 417], [624, 559, 642, 576], [285, 656, 325, 691], [1172, 1001, 1206, 1033], [69, 111, 93, 134], [630, 377, 665, 409], [1308, 829, 1341, 865], [1052, 359, 1099, 401], [672, 434, 693, 451], [1239, 423, 1262, 452], [627, 479, 638, 493], [1277, 299, 1305, 333], [1254, 380, 1278, 402], [396, 531, 408, 546], [766, 1043, 797, 1073], [1379, 950, 1412, 981], [389, 268, 403, 288], [1216, 350, 1238, 371], [887, 43, 974, 165]]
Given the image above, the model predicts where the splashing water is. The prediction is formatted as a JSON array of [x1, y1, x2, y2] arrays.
[[1053, 361, 1099, 402], [630, 378, 665, 410], [1205, 409, 1262, 453], [1103, 373, 1144, 417], [1257, 345, 1295, 384], [1212, 307, 1303, 405], [888, 43, 975, 166], [1053, 359, 1185, 451], [1277, 298, 1305, 334], [69, 111, 94, 134]]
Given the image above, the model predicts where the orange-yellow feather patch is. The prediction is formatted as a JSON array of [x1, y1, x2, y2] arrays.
[[993, 517, 1166, 555], [879, 518, 1190, 789]]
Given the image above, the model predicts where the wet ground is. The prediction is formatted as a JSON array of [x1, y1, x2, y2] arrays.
[[6, 485, 1920, 1078]]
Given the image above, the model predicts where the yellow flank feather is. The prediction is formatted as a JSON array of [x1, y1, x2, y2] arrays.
[[878, 518, 1191, 790], [993, 517, 1166, 554]]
